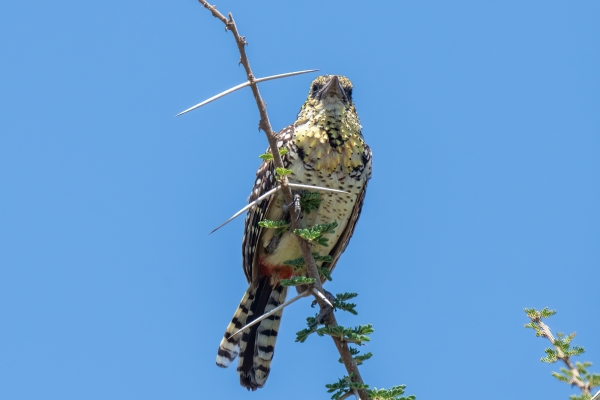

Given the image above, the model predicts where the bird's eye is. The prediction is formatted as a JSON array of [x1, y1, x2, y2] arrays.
[[311, 84, 322, 96], [344, 88, 353, 100]]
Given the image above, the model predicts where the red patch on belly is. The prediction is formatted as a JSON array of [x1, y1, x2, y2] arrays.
[[259, 259, 294, 281]]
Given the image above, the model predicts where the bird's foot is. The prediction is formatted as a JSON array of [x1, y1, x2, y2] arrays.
[[283, 193, 302, 222]]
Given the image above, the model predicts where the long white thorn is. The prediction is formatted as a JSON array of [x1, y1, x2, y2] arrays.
[[229, 289, 310, 339], [312, 288, 334, 308], [175, 81, 250, 117], [209, 186, 281, 234], [288, 182, 351, 195], [175, 69, 319, 117], [254, 69, 319, 84]]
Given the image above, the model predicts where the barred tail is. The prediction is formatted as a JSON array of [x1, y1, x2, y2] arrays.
[[216, 277, 287, 390], [216, 286, 254, 368]]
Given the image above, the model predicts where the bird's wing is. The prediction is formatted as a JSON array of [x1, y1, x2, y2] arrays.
[[241, 125, 295, 282], [322, 146, 372, 277]]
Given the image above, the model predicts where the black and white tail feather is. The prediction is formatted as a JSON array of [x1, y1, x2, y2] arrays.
[[216, 277, 287, 390]]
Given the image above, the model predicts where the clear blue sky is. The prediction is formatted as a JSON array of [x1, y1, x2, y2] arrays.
[[1, 1, 599, 399]]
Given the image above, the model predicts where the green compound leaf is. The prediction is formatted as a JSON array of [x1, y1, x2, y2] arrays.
[[368, 385, 415, 400], [326, 378, 414, 400], [281, 276, 316, 287], [338, 348, 373, 365], [524, 307, 557, 320], [569, 394, 593, 400], [315, 324, 373, 345], [541, 348, 558, 364], [316, 237, 330, 246], [568, 345, 585, 357], [294, 228, 321, 241], [275, 167, 292, 177], [540, 307, 557, 319], [333, 292, 358, 315], [588, 373, 600, 388], [283, 252, 334, 271], [318, 266, 333, 281], [336, 292, 358, 301], [316, 221, 338, 235], [348, 347, 361, 356], [259, 148, 288, 161], [294, 221, 338, 246], [282, 257, 305, 268], [258, 219, 289, 235], [551, 370, 571, 383], [354, 352, 373, 365], [334, 301, 357, 315], [295, 314, 318, 343], [258, 152, 274, 161], [325, 374, 369, 400], [314, 253, 333, 263], [300, 191, 321, 213], [258, 219, 289, 229]]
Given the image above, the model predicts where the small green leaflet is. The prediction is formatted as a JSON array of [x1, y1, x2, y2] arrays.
[[283, 252, 334, 270], [282, 257, 305, 269], [334, 292, 358, 315], [325, 374, 369, 400], [258, 219, 289, 235], [318, 266, 333, 281], [258, 148, 288, 161], [295, 314, 319, 343], [297, 322, 374, 345], [294, 221, 338, 246], [276, 167, 292, 177], [258, 153, 273, 161], [338, 348, 373, 365], [293, 228, 322, 241], [258, 219, 288, 229], [281, 276, 316, 287], [367, 385, 414, 400], [300, 191, 321, 213]]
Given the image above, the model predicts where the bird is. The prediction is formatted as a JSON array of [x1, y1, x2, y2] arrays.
[[215, 75, 372, 390]]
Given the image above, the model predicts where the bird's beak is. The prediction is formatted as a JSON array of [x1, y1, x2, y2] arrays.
[[318, 76, 348, 102]]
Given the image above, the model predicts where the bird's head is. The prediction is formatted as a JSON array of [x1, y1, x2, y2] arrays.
[[308, 75, 353, 105], [297, 75, 356, 124]]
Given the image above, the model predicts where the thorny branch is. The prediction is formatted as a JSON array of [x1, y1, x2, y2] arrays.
[[529, 312, 590, 394], [197, 1, 368, 398]]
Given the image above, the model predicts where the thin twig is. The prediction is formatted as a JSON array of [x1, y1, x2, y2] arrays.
[[197, 1, 368, 398], [228, 290, 310, 339], [175, 69, 318, 117]]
